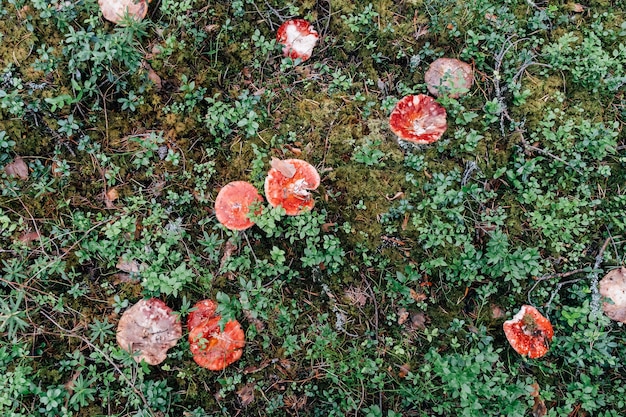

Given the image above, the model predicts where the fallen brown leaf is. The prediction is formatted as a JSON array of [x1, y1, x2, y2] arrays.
[[270, 157, 296, 178], [398, 363, 411, 378], [569, 3, 584, 12], [410, 311, 427, 330], [116, 258, 142, 273], [18, 231, 41, 244], [491, 304, 505, 319], [344, 286, 368, 307], [236, 383, 255, 407], [409, 288, 427, 302], [5, 156, 29, 180], [397, 307, 409, 325]]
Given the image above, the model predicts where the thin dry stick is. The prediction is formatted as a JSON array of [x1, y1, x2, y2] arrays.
[[536, 236, 616, 315]]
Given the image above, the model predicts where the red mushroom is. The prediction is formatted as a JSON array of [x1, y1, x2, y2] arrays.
[[98, 0, 148, 24], [276, 19, 319, 62], [264, 158, 320, 216], [187, 299, 218, 331], [188, 300, 245, 371], [503, 305, 554, 359], [389, 94, 447, 145], [599, 267, 626, 323], [214, 181, 263, 231], [116, 298, 182, 365], [424, 58, 474, 98]]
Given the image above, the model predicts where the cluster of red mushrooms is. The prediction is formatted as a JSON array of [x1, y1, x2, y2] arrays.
[[215, 158, 320, 231], [101, 8, 626, 367]]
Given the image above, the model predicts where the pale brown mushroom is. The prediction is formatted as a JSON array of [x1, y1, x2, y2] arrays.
[[99, 0, 148, 25], [116, 298, 182, 365], [599, 267, 626, 323], [424, 58, 474, 98]]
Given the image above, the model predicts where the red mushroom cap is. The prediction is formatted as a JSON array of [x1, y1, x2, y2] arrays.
[[276, 19, 319, 62], [264, 158, 320, 216], [98, 0, 148, 24], [503, 305, 554, 359], [389, 94, 447, 144], [424, 58, 474, 98], [188, 313, 245, 371], [187, 299, 218, 331], [214, 181, 263, 231], [116, 298, 182, 365]]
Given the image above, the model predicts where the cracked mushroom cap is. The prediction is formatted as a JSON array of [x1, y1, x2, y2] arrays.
[[116, 298, 182, 365], [424, 58, 474, 98], [264, 158, 320, 216], [214, 181, 263, 231], [98, 0, 148, 24], [503, 305, 554, 359], [187, 299, 218, 331], [599, 267, 626, 323], [389, 94, 447, 145], [276, 19, 319, 62], [188, 300, 245, 371]]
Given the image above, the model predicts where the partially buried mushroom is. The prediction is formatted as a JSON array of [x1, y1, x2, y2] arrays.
[[99, 0, 148, 24], [116, 298, 182, 365], [264, 158, 320, 216], [214, 181, 263, 231], [599, 267, 626, 323], [277, 19, 319, 62], [424, 58, 474, 98], [188, 299, 245, 371], [389, 94, 447, 145], [503, 305, 554, 359]]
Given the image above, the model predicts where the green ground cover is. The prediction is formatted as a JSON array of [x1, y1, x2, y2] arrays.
[[0, 0, 625, 415]]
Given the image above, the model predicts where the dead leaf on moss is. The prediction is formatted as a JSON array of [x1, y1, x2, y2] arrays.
[[344, 286, 368, 307], [236, 383, 255, 407], [491, 304, 505, 319], [410, 312, 427, 330], [410, 288, 427, 302], [398, 363, 411, 378], [568, 3, 584, 12], [270, 157, 296, 178], [220, 240, 238, 270], [116, 258, 142, 274], [397, 307, 409, 325], [19, 231, 41, 244], [5, 157, 29, 180]]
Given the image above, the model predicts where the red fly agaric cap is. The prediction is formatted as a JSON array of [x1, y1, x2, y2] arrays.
[[424, 58, 474, 98], [277, 19, 319, 62], [214, 181, 263, 231], [599, 267, 626, 323], [98, 0, 148, 24], [389, 94, 447, 145], [188, 300, 245, 371], [264, 158, 320, 216], [116, 298, 182, 365], [503, 305, 554, 359]]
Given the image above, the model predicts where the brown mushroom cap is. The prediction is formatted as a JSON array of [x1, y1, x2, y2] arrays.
[[264, 158, 320, 216], [388, 94, 447, 144], [214, 181, 263, 231], [599, 267, 626, 323], [503, 305, 554, 359], [424, 58, 474, 98], [98, 0, 148, 24], [116, 298, 182, 365]]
